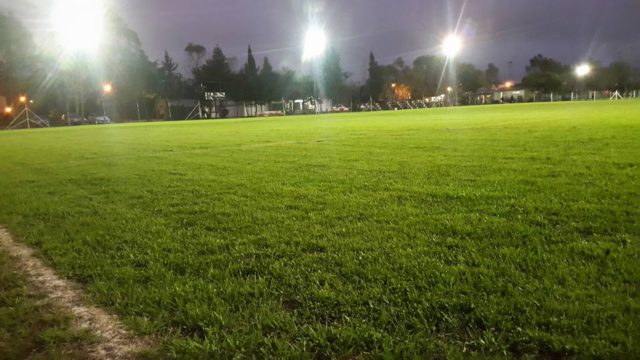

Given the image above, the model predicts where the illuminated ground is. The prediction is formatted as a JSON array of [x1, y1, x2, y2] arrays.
[[0, 101, 638, 358]]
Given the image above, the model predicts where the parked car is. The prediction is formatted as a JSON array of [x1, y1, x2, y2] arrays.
[[95, 116, 112, 124], [332, 104, 350, 112], [67, 114, 86, 126]]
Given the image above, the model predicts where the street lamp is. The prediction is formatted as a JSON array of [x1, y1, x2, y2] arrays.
[[4, 107, 12, 115], [101, 82, 112, 123], [302, 25, 327, 114], [446, 86, 454, 105]]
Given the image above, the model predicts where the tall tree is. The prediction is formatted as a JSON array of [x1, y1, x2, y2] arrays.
[[242, 45, 260, 101], [0, 13, 38, 100], [526, 54, 567, 74], [411, 55, 445, 97], [194, 45, 232, 90], [102, 13, 159, 118], [391, 57, 412, 84], [521, 54, 567, 93], [608, 61, 633, 91], [259, 57, 279, 102], [485, 63, 500, 86], [366, 52, 385, 100], [457, 63, 484, 93], [322, 47, 347, 102], [158, 51, 181, 99], [160, 50, 178, 74], [243, 46, 258, 79]]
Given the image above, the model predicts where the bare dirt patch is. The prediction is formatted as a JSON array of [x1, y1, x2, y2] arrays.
[[0, 227, 154, 360]]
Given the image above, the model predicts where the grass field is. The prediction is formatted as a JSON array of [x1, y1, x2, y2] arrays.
[[0, 101, 639, 358]]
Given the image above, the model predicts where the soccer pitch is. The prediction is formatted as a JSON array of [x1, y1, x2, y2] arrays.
[[0, 101, 639, 358]]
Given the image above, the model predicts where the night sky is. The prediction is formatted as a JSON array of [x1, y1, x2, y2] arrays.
[[3, 0, 639, 81]]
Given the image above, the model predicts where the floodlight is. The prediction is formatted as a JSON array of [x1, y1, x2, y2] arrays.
[[103, 83, 113, 94], [447, 86, 453, 93], [53, 0, 106, 53], [19, 96, 27, 104], [575, 64, 591, 78], [504, 81, 514, 89], [442, 34, 462, 58], [302, 26, 327, 62], [4, 107, 12, 115]]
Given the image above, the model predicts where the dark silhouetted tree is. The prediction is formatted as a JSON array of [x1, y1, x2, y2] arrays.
[[521, 54, 567, 93], [366, 52, 385, 100], [241, 45, 260, 101], [411, 55, 445, 97], [194, 45, 232, 89], [0, 13, 38, 101], [458, 63, 484, 93], [322, 47, 347, 102], [485, 63, 500, 86], [259, 57, 279, 102], [158, 51, 181, 98], [608, 61, 633, 91], [160, 50, 178, 74], [102, 14, 159, 118]]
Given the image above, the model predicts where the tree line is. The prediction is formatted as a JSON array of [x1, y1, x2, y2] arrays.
[[1, 11, 639, 122]]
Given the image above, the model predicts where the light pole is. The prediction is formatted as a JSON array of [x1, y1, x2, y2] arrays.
[[53, 0, 107, 123], [20, 96, 30, 129], [575, 63, 592, 101], [303, 25, 327, 114], [442, 34, 463, 106], [102, 83, 112, 124], [6, 95, 48, 129]]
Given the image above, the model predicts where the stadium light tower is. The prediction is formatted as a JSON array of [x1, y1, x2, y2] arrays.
[[575, 63, 592, 78], [302, 25, 327, 114], [442, 34, 463, 59], [574, 63, 593, 101], [6, 95, 49, 129], [441, 33, 463, 106], [53, 0, 106, 53], [302, 26, 327, 62]]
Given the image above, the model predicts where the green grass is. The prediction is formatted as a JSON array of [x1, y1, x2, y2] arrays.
[[0, 250, 96, 359], [0, 101, 639, 358]]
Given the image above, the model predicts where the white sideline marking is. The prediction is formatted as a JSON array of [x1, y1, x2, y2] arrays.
[[0, 227, 153, 360]]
